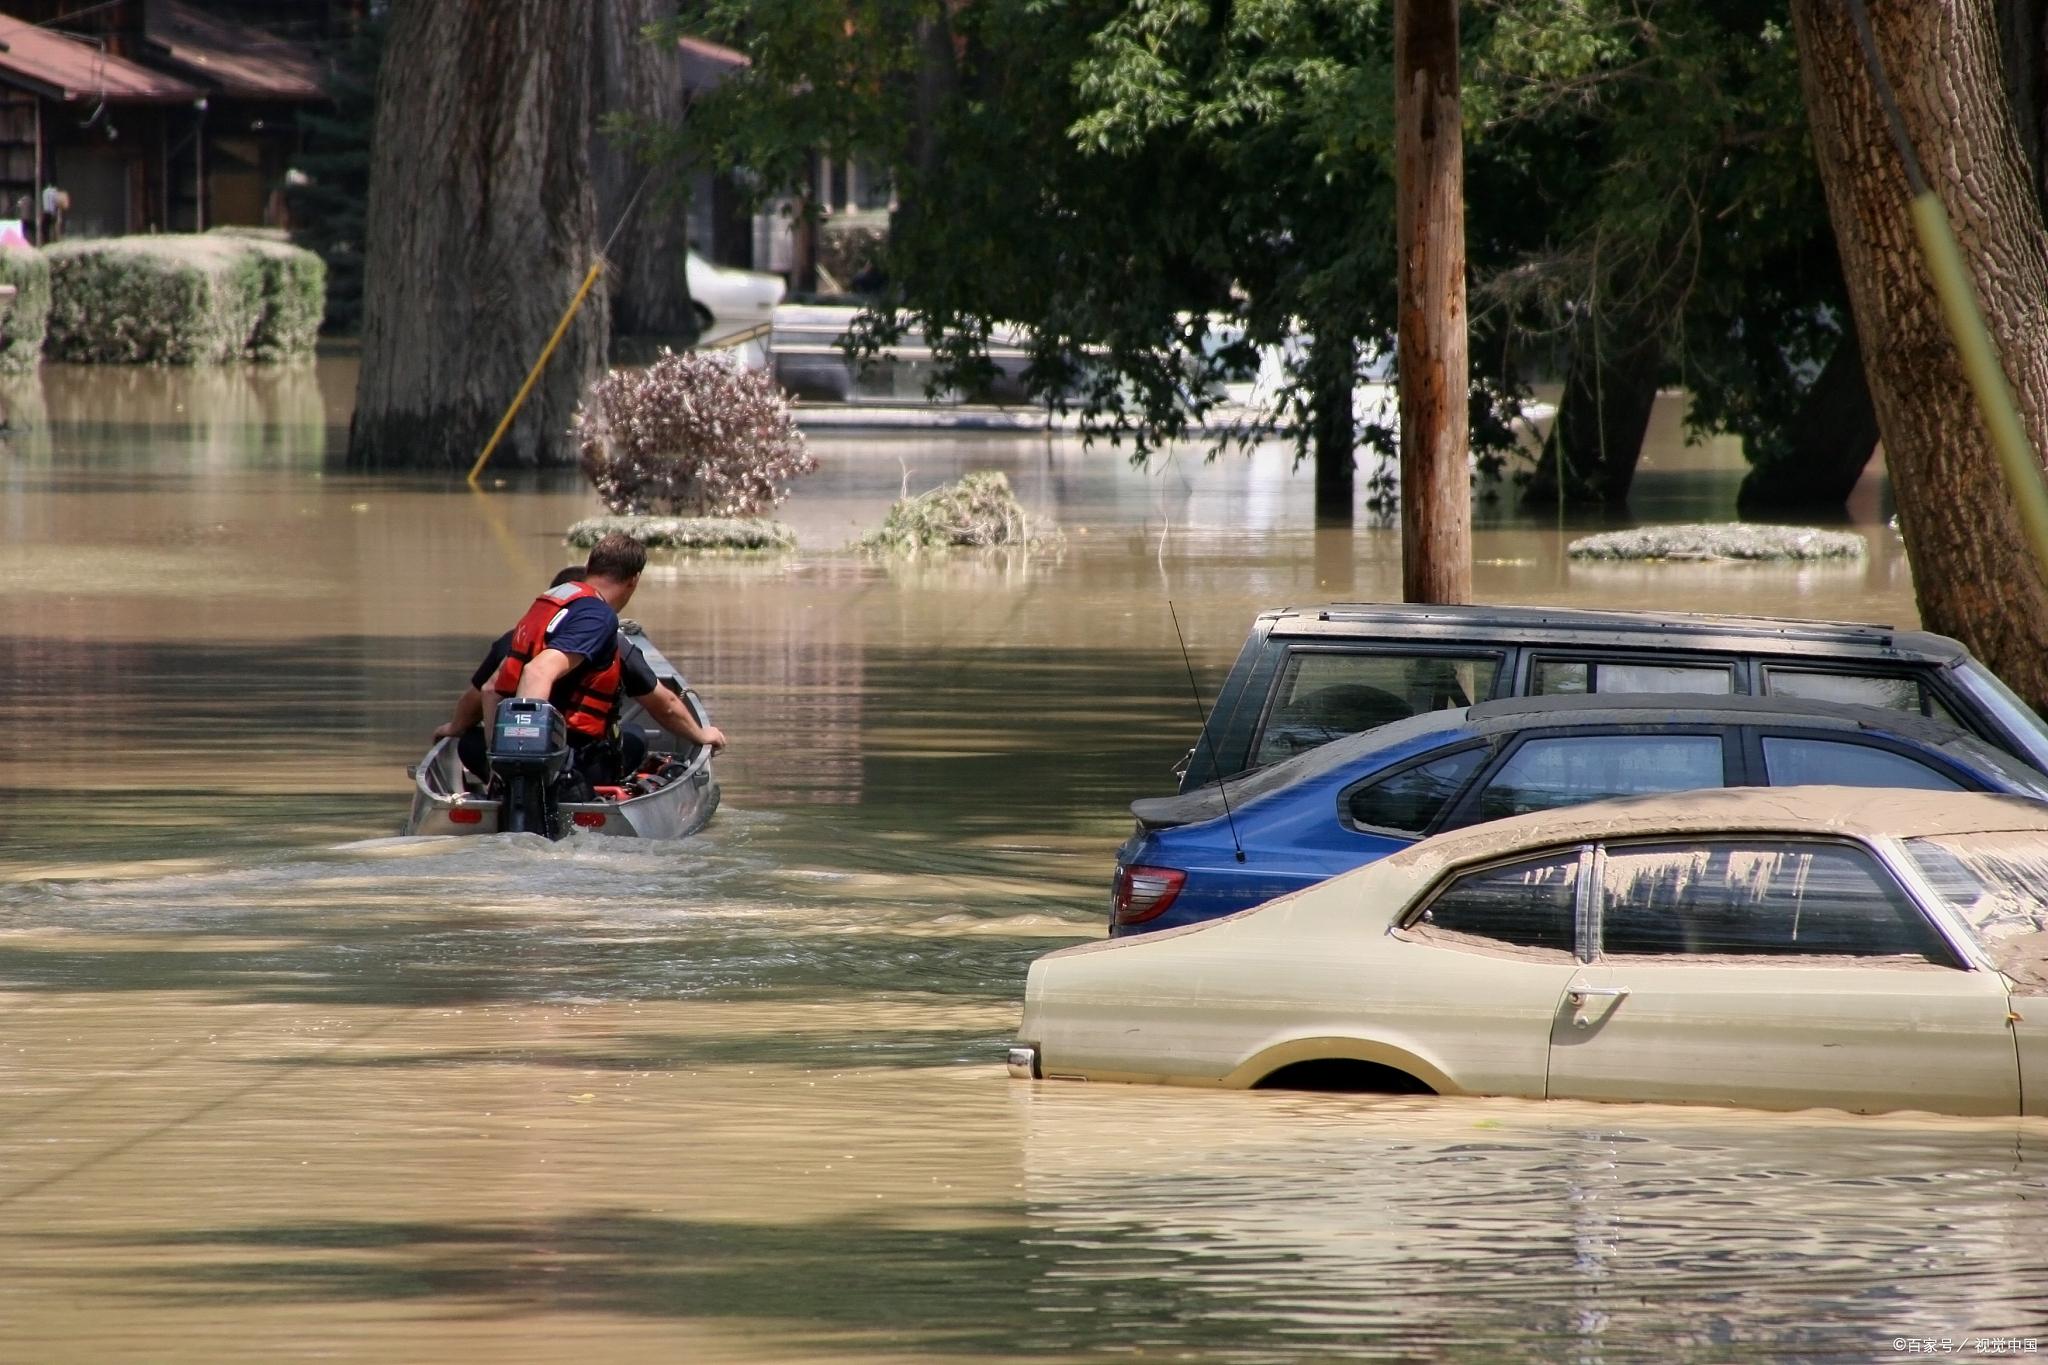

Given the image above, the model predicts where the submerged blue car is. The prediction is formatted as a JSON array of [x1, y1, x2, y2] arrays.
[[1109, 693, 2048, 936]]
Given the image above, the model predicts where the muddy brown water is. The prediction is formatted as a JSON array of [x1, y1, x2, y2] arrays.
[[3, 360, 2044, 1361]]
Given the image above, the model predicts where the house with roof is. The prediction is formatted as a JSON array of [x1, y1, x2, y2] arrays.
[[0, 0, 337, 240]]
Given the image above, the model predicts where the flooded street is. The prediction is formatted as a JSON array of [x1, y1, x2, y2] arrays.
[[4, 358, 2045, 1361]]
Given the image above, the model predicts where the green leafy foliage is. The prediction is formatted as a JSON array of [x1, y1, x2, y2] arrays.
[[857, 470, 1059, 554], [44, 235, 325, 365], [0, 245, 51, 373], [673, 0, 1843, 502]]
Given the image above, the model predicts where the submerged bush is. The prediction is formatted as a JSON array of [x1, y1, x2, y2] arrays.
[[574, 349, 815, 517], [565, 514, 797, 553], [1568, 524, 1866, 562], [859, 470, 1059, 554], [0, 245, 49, 372], [44, 234, 324, 364]]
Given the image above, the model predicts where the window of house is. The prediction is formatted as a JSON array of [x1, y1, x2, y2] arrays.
[[1344, 746, 1490, 835], [1254, 651, 1501, 766], [1469, 735, 1725, 823], [1597, 840, 1956, 963], [1759, 737, 1965, 792], [1409, 853, 1582, 955]]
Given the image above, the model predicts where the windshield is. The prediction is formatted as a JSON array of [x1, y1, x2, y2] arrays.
[[1952, 662, 2048, 771], [1903, 831, 2048, 944]]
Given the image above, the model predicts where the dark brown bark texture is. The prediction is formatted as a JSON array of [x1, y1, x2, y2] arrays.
[[592, 0, 695, 338], [1735, 326, 1881, 514], [1395, 0, 1472, 601], [1521, 321, 1663, 509], [1310, 337, 1357, 524], [350, 0, 606, 470], [1790, 0, 2048, 706]]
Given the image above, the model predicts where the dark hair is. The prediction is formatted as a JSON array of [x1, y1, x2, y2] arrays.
[[585, 532, 648, 581], [549, 565, 587, 588]]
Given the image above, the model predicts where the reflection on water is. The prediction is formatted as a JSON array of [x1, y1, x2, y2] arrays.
[[5, 361, 2033, 1360]]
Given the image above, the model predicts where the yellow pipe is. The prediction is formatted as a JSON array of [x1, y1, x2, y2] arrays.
[[1909, 193, 2048, 582], [466, 259, 606, 485]]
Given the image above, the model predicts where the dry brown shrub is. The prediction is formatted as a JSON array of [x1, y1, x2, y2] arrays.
[[574, 350, 815, 516]]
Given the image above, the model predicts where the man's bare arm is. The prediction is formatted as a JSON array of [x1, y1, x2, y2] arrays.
[[515, 648, 584, 701], [633, 683, 728, 751]]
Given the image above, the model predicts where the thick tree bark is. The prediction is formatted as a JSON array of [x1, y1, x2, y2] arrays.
[[1791, 0, 2048, 706], [1394, 0, 1471, 602], [1521, 320, 1663, 509], [350, 0, 606, 470], [592, 0, 696, 338], [1736, 326, 1881, 514], [1309, 336, 1356, 524]]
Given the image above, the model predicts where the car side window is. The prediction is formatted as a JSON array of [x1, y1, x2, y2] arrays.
[[1343, 746, 1490, 834], [1761, 668, 1961, 725], [1597, 840, 1958, 964], [1255, 651, 1501, 766], [1759, 737, 1966, 792], [1531, 659, 1735, 697], [1468, 735, 1726, 823], [1409, 853, 1581, 955]]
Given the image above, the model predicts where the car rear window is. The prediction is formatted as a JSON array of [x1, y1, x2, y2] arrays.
[[1758, 737, 1965, 792], [1761, 667, 1960, 724], [1343, 745, 1490, 835], [1255, 651, 1500, 767]]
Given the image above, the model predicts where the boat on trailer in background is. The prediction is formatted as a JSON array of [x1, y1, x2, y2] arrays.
[[403, 624, 720, 840]]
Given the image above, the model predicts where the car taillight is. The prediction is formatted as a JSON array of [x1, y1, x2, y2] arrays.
[[1112, 864, 1186, 925]]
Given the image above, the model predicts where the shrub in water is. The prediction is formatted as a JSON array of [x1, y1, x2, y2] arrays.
[[0, 244, 49, 372], [44, 234, 324, 364], [859, 471, 1058, 554], [574, 350, 815, 517]]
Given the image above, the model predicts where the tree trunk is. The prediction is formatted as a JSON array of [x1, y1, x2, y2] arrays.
[[1790, 0, 2048, 706], [1310, 336, 1356, 524], [1521, 320, 1663, 509], [350, 0, 606, 471], [592, 0, 696, 339], [1394, 0, 1471, 602], [1736, 326, 1881, 514]]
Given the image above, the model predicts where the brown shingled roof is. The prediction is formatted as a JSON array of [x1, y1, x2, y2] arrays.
[[0, 14, 201, 103], [142, 0, 325, 101]]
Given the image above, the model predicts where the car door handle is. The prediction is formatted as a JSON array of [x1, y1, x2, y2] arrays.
[[1568, 985, 1630, 1028]]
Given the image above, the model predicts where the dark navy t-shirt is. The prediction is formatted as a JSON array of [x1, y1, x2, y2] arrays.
[[473, 629, 658, 697], [544, 596, 619, 666]]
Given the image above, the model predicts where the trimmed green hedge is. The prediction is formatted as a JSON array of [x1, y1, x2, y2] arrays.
[[0, 246, 50, 373], [44, 233, 325, 364]]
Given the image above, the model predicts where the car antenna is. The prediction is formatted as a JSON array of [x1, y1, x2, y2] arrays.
[[1168, 601, 1247, 864]]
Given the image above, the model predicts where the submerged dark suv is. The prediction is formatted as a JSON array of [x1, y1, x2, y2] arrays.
[[1181, 603, 2048, 791]]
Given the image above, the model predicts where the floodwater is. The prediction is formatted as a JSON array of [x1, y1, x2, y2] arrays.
[[3, 357, 2044, 1362]]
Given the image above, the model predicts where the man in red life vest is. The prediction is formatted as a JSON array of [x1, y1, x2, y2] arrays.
[[481, 533, 726, 788]]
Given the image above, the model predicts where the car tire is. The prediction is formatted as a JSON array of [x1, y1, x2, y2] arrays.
[[692, 302, 715, 332]]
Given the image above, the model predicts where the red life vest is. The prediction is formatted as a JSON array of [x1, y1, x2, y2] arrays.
[[489, 582, 623, 741]]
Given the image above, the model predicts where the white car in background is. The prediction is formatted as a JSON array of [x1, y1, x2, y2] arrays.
[[687, 250, 785, 327], [1010, 786, 2048, 1117]]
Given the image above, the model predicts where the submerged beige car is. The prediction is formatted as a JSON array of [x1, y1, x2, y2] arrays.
[[1012, 787, 2048, 1116]]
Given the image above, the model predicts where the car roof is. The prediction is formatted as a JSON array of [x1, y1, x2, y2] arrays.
[[1464, 692, 1970, 744], [1262, 602, 1967, 662], [1391, 786, 2048, 879], [1137, 694, 1992, 829]]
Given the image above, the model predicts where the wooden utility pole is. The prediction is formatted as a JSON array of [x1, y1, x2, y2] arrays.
[[1394, 0, 1472, 603]]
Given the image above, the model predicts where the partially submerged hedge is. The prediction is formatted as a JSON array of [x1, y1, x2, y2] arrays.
[[0, 245, 49, 372], [859, 470, 1060, 554], [565, 514, 798, 553], [44, 233, 325, 364], [1568, 524, 1866, 562]]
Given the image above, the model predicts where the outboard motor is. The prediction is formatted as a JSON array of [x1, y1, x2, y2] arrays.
[[490, 698, 569, 837]]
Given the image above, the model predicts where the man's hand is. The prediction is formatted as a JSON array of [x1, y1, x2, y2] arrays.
[[699, 724, 729, 752], [432, 720, 461, 740]]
